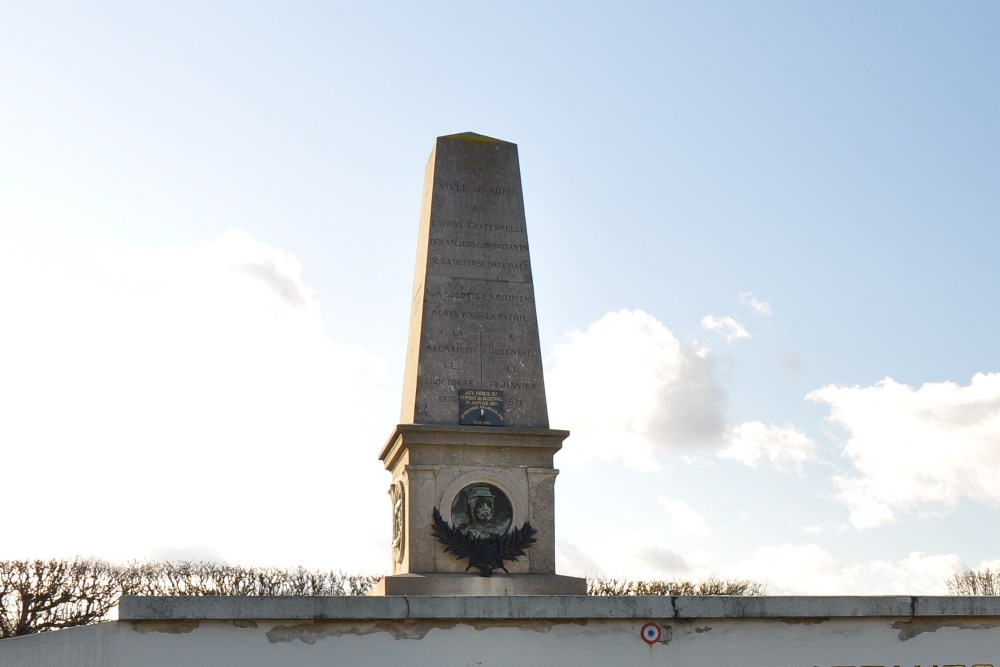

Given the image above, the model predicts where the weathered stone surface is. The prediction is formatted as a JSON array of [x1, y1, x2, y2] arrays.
[[673, 595, 914, 619], [914, 596, 1000, 616], [118, 595, 1000, 621], [13, 599, 1000, 667], [400, 132, 548, 428]]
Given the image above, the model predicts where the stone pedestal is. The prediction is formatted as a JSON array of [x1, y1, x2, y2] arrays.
[[376, 424, 586, 595]]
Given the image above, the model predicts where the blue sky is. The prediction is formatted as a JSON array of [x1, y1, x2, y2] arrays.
[[2, 1, 999, 593]]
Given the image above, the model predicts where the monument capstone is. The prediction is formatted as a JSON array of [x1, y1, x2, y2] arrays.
[[374, 132, 585, 595]]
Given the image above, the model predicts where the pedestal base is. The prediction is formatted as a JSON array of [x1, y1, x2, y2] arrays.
[[370, 573, 587, 596], [381, 424, 569, 576]]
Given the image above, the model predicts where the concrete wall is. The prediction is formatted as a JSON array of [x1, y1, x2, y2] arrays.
[[2, 596, 999, 667]]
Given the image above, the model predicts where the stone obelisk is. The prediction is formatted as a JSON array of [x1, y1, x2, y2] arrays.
[[374, 132, 585, 596], [400, 133, 548, 427]]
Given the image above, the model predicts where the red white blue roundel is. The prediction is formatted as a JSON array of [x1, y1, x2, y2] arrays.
[[640, 622, 661, 644]]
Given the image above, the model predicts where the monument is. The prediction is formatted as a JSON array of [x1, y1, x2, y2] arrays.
[[8, 134, 1000, 667], [373, 132, 586, 595]]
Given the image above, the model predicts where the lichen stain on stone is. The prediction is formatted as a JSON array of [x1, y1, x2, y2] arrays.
[[694, 626, 712, 633], [893, 618, 997, 641], [266, 619, 584, 644], [781, 618, 829, 625], [130, 620, 200, 635]]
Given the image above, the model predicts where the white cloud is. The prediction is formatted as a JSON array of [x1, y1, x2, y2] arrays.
[[556, 528, 699, 580], [728, 545, 962, 595], [658, 497, 712, 537], [739, 291, 773, 318], [546, 309, 726, 469], [0, 230, 395, 571], [808, 374, 1000, 528], [555, 540, 604, 577], [634, 545, 689, 572], [560, 531, 965, 594], [728, 544, 843, 594], [864, 552, 967, 595], [700, 315, 749, 342], [719, 421, 819, 471]]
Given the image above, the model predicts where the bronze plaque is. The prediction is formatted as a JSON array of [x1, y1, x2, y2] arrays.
[[459, 389, 505, 426]]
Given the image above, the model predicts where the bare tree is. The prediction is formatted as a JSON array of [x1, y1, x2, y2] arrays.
[[0, 559, 120, 639], [588, 576, 766, 596], [946, 568, 1000, 596]]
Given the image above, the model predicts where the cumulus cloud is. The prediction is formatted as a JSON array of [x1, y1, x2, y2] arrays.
[[739, 291, 773, 318], [719, 421, 819, 471], [700, 315, 749, 342], [546, 309, 726, 469], [808, 374, 1000, 528], [658, 497, 712, 537], [0, 230, 394, 570]]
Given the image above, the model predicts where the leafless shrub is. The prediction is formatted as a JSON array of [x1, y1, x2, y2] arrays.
[[119, 561, 380, 597], [587, 576, 766, 597], [946, 568, 1000, 596]]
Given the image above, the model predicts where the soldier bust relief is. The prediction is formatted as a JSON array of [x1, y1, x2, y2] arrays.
[[453, 484, 512, 539], [431, 482, 536, 577]]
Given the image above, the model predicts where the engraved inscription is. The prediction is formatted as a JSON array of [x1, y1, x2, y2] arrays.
[[430, 239, 528, 251], [490, 381, 537, 390], [464, 223, 524, 233], [489, 348, 532, 357], [420, 278, 542, 417], [422, 377, 476, 387], [434, 179, 518, 197], [425, 344, 478, 354], [426, 308, 527, 322], [428, 257, 530, 270], [425, 289, 534, 303]]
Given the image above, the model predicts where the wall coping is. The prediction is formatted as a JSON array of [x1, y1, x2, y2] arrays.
[[118, 595, 1000, 621]]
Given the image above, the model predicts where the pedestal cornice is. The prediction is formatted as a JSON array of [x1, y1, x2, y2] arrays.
[[379, 424, 570, 473]]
